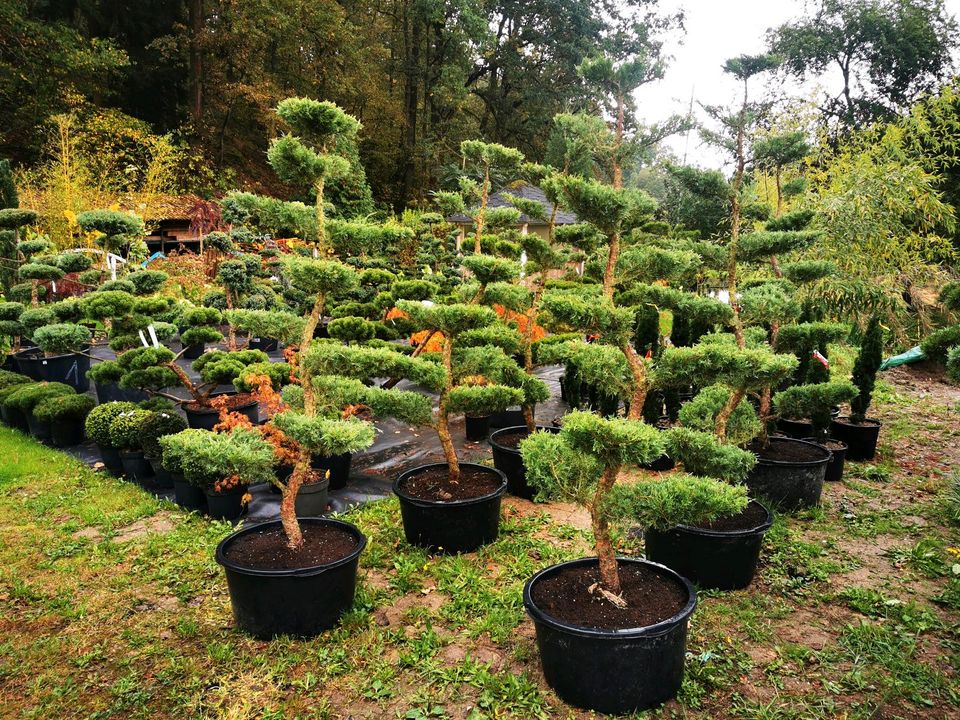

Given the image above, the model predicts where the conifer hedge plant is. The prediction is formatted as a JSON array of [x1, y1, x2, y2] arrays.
[[831, 315, 885, 460]]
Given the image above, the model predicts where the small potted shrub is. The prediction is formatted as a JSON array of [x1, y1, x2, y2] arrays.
[[0, 369, 31, 424], [393, 300, 529, 552], [0, 301, 25, 369], [831, 315, 884, 460], [4, 381, 76, 441], [109, 408, 156, 485], [774, 380, 858, 481], [160, 427, 274, 520], [85, 401, 139, 474], [520, 411, 746, 714], [177, 306, 223, 359], [140, 410, 188, 488], [0, 380, 36, 429], [33, 393, 95, 447], [76, 210, 145, 268], [225, 308, 304, 352], [29, 323, 92, 392]]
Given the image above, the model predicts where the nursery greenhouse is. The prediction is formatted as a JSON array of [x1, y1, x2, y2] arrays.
[[1, 0, 960, 717]]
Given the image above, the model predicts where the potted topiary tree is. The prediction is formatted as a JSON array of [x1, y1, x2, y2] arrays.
[[31, 393, 94, 448], [267, 97, 361, 256], [0, 301, 24, 369], [774, 380, 859, 481], [29, 323, 92, 392], [76, 210, 145, 272], [0, 369, 31, 424], [225, 308, 304, 352], [160, 427, 274, 520], [392, 300, 533, 552], [109, 408, 157, 485], [831, 315, 884, 460], [4, 381, 76, 442], [520, 410, 747, 714], [85, 401, 140, 474], [139, 410, 188, 488]]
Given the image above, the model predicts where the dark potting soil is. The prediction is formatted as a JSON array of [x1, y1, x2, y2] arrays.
[[835, 418, 879, 427], [530, 562, 688, 630], [400, 465, 502, 501], [748, 439, 825, 463], [224, 524, 358, 570], [493, 428, 530, 450], [820, 439, 846, 451], [687, 501, 768, 532], [185, 393, 255, 413]]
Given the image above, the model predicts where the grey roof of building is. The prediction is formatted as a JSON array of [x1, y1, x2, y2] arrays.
[[447, 183, 579, 226]]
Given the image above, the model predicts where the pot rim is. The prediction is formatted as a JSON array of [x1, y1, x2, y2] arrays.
[[670, 498, 774, 538], [523, 557, 697, 639], [488, 424, 560, 454], [752, 437, 831, 467], [203, 483, 249, 497], [832, 415, 882, 428], [14, 347, 90, 360], [216, 516, 367, 577], [393, 462, 507, 507], [800, 437, 849, 452]]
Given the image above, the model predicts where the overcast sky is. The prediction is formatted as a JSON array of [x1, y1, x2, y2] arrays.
[[639, 0, 960, 169]]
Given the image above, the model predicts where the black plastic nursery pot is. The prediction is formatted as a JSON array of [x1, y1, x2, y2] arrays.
[[185, 398, 259, 430], [172, 473, 207, 511], [524, 557, 697, 715], [489, 425, 559, 500], [246, 336, 279, 352], [97, 445, 125, 475], [182, 343, 205, 360], [776, 417, 814, 439], [94, 381, 149, 405], [830, 416, 882, 461], [316, 452, 352, 490], [146, 457, 173, 489], [644, 500, 774, 591], [215, 517, 366, 639], [804, 438, 848, 482], [465, 414, 490, 441], [119, 449, 154, 486], [26, 414, 51, 443], [295, 476, 331, 516], [13, 350, 44, 380], [204, 485, 248, 521], [489, 406, 531, 429], [36, 351, 91, 393], [744, 437, 831, 511], [50, 418, 85, 447], [393, 463, 507, 553]]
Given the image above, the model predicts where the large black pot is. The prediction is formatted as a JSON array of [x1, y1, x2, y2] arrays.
[[489, 406, 531, 429], [172, 474, 206, 511], [644, 500, 774, 591], [246, 336, 279, 352], [489, 425, 559, 500], [51, 417, 85, 447], [830, 417, 881, 461], [524, 558, 697, 715], [97, 445, 124, 475], [17, 350, 90, 393], [804, 437, 848, 482], [295, 476, 330, 516], [185, 398, 258, 430], [776, 417, 814, 439], [182, 343, 205, 360], [26, 414, 51, 443], [393, 463, 507, 553], [465, 414, 490, 442], [744, 437, 831, 511], [146, 457, 173, 489], [215, 517, 366, 639], [13, 350, 44, 380], [94, 381, 149, 405], [119, 449, 154, 486], [204, 485, 248, 521]]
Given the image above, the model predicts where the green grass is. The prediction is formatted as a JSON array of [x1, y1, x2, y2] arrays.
[[0, 369, 959, 720]]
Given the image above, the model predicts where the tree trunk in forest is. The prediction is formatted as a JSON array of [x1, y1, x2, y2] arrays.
[[189, 0, 204, 124]]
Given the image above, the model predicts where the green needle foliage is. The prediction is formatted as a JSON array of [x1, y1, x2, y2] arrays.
[[849, 315, 884, 423], [31, 323, 90, 356], [159, 427, 275, 491], [774, 380, 859, 441], [665, 427, 757, 483], [678, 384, 761, 446], [85, 401, 139, 449]]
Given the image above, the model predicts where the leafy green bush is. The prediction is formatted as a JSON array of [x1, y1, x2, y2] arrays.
[[87, 360, 123, 385], [19, 262, 64, 282], [224, 309, 304, 344], [0, 369, 30, 390], [127, 270, 169, 295], [85, 401, 139, 448], [850, 315, 884, 423], [159, 427, 275, 489], [665, 427, 757, 483], [327, 316, 377, 344], [4, 382, 75, 413], [921, 324, 960, 363], [33, 393, 95, 424], [32, 323, 91, 355], [97, 279, 137, 294], [80, 290, 136, 321], [109, 408, 156, 451], [679, 384, 761, 446], [774, 380, 859, 440], [18, 307, 55, 338], [272, 412, 375, 457], [55, 253, 94, 274]]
